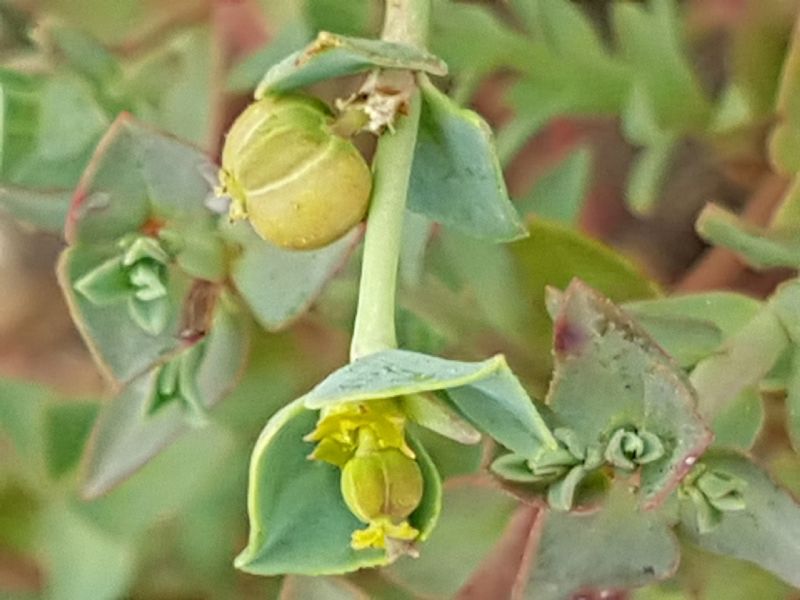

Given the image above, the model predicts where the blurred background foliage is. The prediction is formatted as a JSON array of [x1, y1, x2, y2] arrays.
[[2, 0, 800, 598]]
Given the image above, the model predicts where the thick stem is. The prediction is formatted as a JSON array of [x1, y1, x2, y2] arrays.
[[350, 0, 429, 360]]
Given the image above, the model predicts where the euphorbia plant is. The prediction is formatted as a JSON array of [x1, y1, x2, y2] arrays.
[[4, 0, 800, 598]]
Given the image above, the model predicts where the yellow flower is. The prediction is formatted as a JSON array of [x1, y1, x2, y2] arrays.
[[304, 398, 414, 467], [306, 399, 424, 551]]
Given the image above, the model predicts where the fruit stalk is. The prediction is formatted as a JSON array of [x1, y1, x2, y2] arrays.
[[350, 0, 430, 360]]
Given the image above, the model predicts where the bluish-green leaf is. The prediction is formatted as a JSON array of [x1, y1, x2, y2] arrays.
[[81, 297, 249, 497], [546, 280, 712, 507], [302, 349, 557, 458], [678, 452, 800, 588], [59, 244, 191, 382], [518, 485, 679, 600], [255, 31, 447, 96], [517, 146, 591, 225], [626, 292, 761, 340], [697, 203, 800, 269], [690, 306, 788, 419], [44, 402, 99, 480], [628, 313, 722, 368], [407, 79, 526, 242], [0, 185, 71, 234], [400, 393, 480, 445], [509, 218, 659, 388], [711, 388, 764, 451], [237, 398, 442, 576], [66, 114, 218, 246], [226, 220, 359, 331], [236, 403, 384, 575]]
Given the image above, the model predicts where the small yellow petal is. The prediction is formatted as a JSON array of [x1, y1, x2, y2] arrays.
[[350, 518, 419, 551]]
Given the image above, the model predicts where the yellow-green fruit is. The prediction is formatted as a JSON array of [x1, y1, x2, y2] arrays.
[[341, 447, 423, 525], [220, 94, 372, 250]]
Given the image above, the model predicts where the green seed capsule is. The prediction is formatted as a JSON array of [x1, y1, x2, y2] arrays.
[[341, 446, 423, 526], [220, 94, 372, 250]]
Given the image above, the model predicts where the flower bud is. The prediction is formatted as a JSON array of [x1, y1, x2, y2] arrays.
[[341, 446, 423, 526], [220, 94, 372, 250]]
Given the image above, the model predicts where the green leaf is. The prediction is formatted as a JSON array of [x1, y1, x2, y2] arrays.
[[66, 114, 218, 246], [784, 350, 800, 453], [640, 543, 796, 600], [625, 292, 761, 340], [768, 20, 800, 174], [689, 306, 788, 419], [0, 185, 71, 233], [72, 255, 130, 305], [37, 73, 109, 161], [226, 220, 359, 331], [0, 68, 102, 190], [408, 79, 526, 242], [546, 280, 712, 507], [59, 244, 191, 382], [509, 218, 659, 386], [678, 452, 800, 587], [44, 402, 99, 479], [227, 22, 312, 93], [301, 349, 557, 458], [435, 230, 528, 336], [711, 388, 763, 451], [81, 297, 249, 497], [408, 424, 483, 480], [81, 423, 236, 538], [400, 393, 480, 445], [696, 203, 800, 269], [236, 404, 378, 575], [627, 313, 722, 368], [281, 576, 367, 600], [518, 485, 679, 600], [430, 0, 532, 79], [39, 503, 135, 600], [0, 379, 50, 463], [304, 0, 377, 37], [612, 0, 710, 131], [127, 294, 169, 335], [522, 0, 630, 104], [0, 482, 39, 552], [42, 25, 123, 90], [238, 398, 442, 576], [384, 483, 517, 598], [517, 146, 591, 225], [126, 27, 216, 148], [447, 366, 555, 459], [626, 136, 678, 215], [255, 31, 447, 96]]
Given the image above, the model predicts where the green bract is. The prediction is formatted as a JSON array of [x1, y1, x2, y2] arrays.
[[235, 349, 556, 575], [219, 93, 372, 250]]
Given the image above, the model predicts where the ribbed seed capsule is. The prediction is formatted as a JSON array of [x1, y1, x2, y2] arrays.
[[219, 94, 372, 250], [341, 447, 424, 525]]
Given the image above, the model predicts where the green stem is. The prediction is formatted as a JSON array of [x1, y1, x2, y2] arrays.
[[350, 0, 430, 361]]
